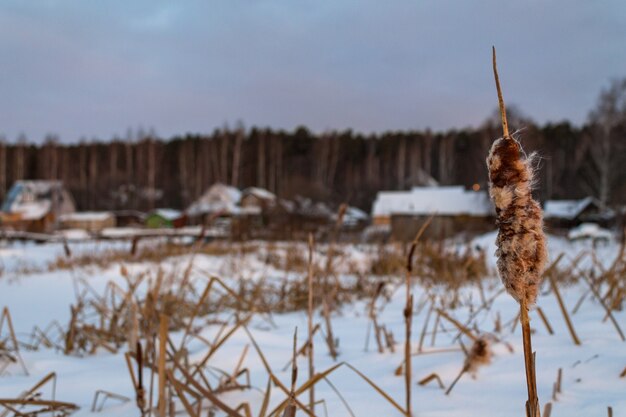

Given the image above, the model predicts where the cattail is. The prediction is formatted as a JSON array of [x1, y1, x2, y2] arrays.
[[489, 47, 545, 417], [464, 337, 492, 376], [445, 337, 492, 395], [486, 49, 547, 307]]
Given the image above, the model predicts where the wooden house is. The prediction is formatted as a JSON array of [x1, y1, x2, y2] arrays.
[[544, 197, 614, 231], [186, 183, 242, 225], [0, 180, 75, 233], [371, 186, 494, 241]]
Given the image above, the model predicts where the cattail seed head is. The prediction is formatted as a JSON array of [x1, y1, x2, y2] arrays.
[[487, 135, 547, 306], [488, 48, 548, 306], [465, 337, 492, 375]]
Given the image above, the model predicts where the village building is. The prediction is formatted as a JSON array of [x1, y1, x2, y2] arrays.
[[240, 187, 277, 213], [59, 212, 116, 233], [543, 197, 614, 231], [145, 209, 187, 228], [340, 206, 369, 230], [0, 180, 75, 233], [371, 186, 494, 241], [186, 183, 242, 225]]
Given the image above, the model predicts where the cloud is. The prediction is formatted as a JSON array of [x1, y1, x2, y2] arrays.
[[0, 0, 625, 142]]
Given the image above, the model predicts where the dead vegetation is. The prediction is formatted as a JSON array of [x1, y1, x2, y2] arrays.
[[0, 226, 624, 416]]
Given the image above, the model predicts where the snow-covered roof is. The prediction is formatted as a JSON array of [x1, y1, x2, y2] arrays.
[[568, 223, 613, 241], [187, 183, 242, 216], [59, 212, 113, 222], [372, 186, 493, 217], [345, 206, 368, 221], [339, 206, 369, 227], [544, 197, 598, 220], [1, 180, 73, 220], [243, 187, 276, 201], [151, 208, 183, 220]]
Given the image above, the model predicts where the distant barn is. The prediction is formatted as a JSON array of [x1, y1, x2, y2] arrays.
[[186, 183, 242, 225], [544, 197, 614, 231], [371, 186, 494, 241], [0, 180, 75, 232]]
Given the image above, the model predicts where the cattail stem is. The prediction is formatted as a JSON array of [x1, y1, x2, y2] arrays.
[[307, 234, 315, 413], [492, 46, 510, 139], [520, 300, 540, 417]]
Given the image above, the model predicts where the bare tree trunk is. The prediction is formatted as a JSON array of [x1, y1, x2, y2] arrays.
[[268, 136, 276, 193], [599, 129, 611, 205], [231, 130, 243, 187], [147, 139, 156, 209], [220, 134, 229, 184], [397, 138, 406, 189], [327, 136, 339, 188], [89, 144, 98, 209], [257, 132, 266, 188]]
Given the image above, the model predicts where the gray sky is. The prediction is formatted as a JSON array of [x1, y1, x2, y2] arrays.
[[1, 0, 625, 142]]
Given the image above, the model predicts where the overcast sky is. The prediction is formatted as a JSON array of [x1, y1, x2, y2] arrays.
[[1, 1, 625, 142]]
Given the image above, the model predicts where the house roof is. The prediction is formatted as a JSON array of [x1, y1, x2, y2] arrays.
[[544, 197, 599, 220], [150, 208, 183, 220], [242, 187, 276, 201], [187, 183, 242, 216], [372, 186, 493, 217], [1, 180, 71, 220]]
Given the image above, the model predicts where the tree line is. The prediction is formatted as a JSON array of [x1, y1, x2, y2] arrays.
[[0, 117, 624, 212]]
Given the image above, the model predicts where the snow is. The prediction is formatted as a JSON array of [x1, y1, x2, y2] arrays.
[[0, 234, 624, 416], [372, 186, 493, 218], [568, 223, 613, 241], [59, 211, 113, 222], [151, 208, 183, 220], [13, 200, 51, 220]]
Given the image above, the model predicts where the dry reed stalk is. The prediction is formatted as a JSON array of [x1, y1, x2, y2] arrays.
[[283, 328, 298, 417], [417, 299, 435, 352], [417, 373, 445, 390], [435, 308, 479, 342], [91, 390, 131, 412], [548, 274, 581, 346], [158, 314, 169, 417], [489, 47, 547, 417], [306, 233, 315, 413], [403, 214, 433, 417], [0, 307, 28, 376], [579, 272, 625, 341], [322, 300, 338, 359], [536, 307, 554, 335], [620, 366, 626, 378], [608, 406, 613, 417], [552, 368, 562, 401], [543, 402, 552, 417]]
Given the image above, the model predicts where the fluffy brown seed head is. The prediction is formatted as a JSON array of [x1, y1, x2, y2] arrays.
[[488, 48, 547, 306], [465, 337, 492, 375], [487, 135, 547, 305]]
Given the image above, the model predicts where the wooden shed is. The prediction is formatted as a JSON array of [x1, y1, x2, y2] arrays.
[[146, 209, 187, 228], [372, 186, 494, 241]]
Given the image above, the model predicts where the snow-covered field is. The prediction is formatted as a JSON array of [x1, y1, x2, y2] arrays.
[[0, 233, 624, 417]]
